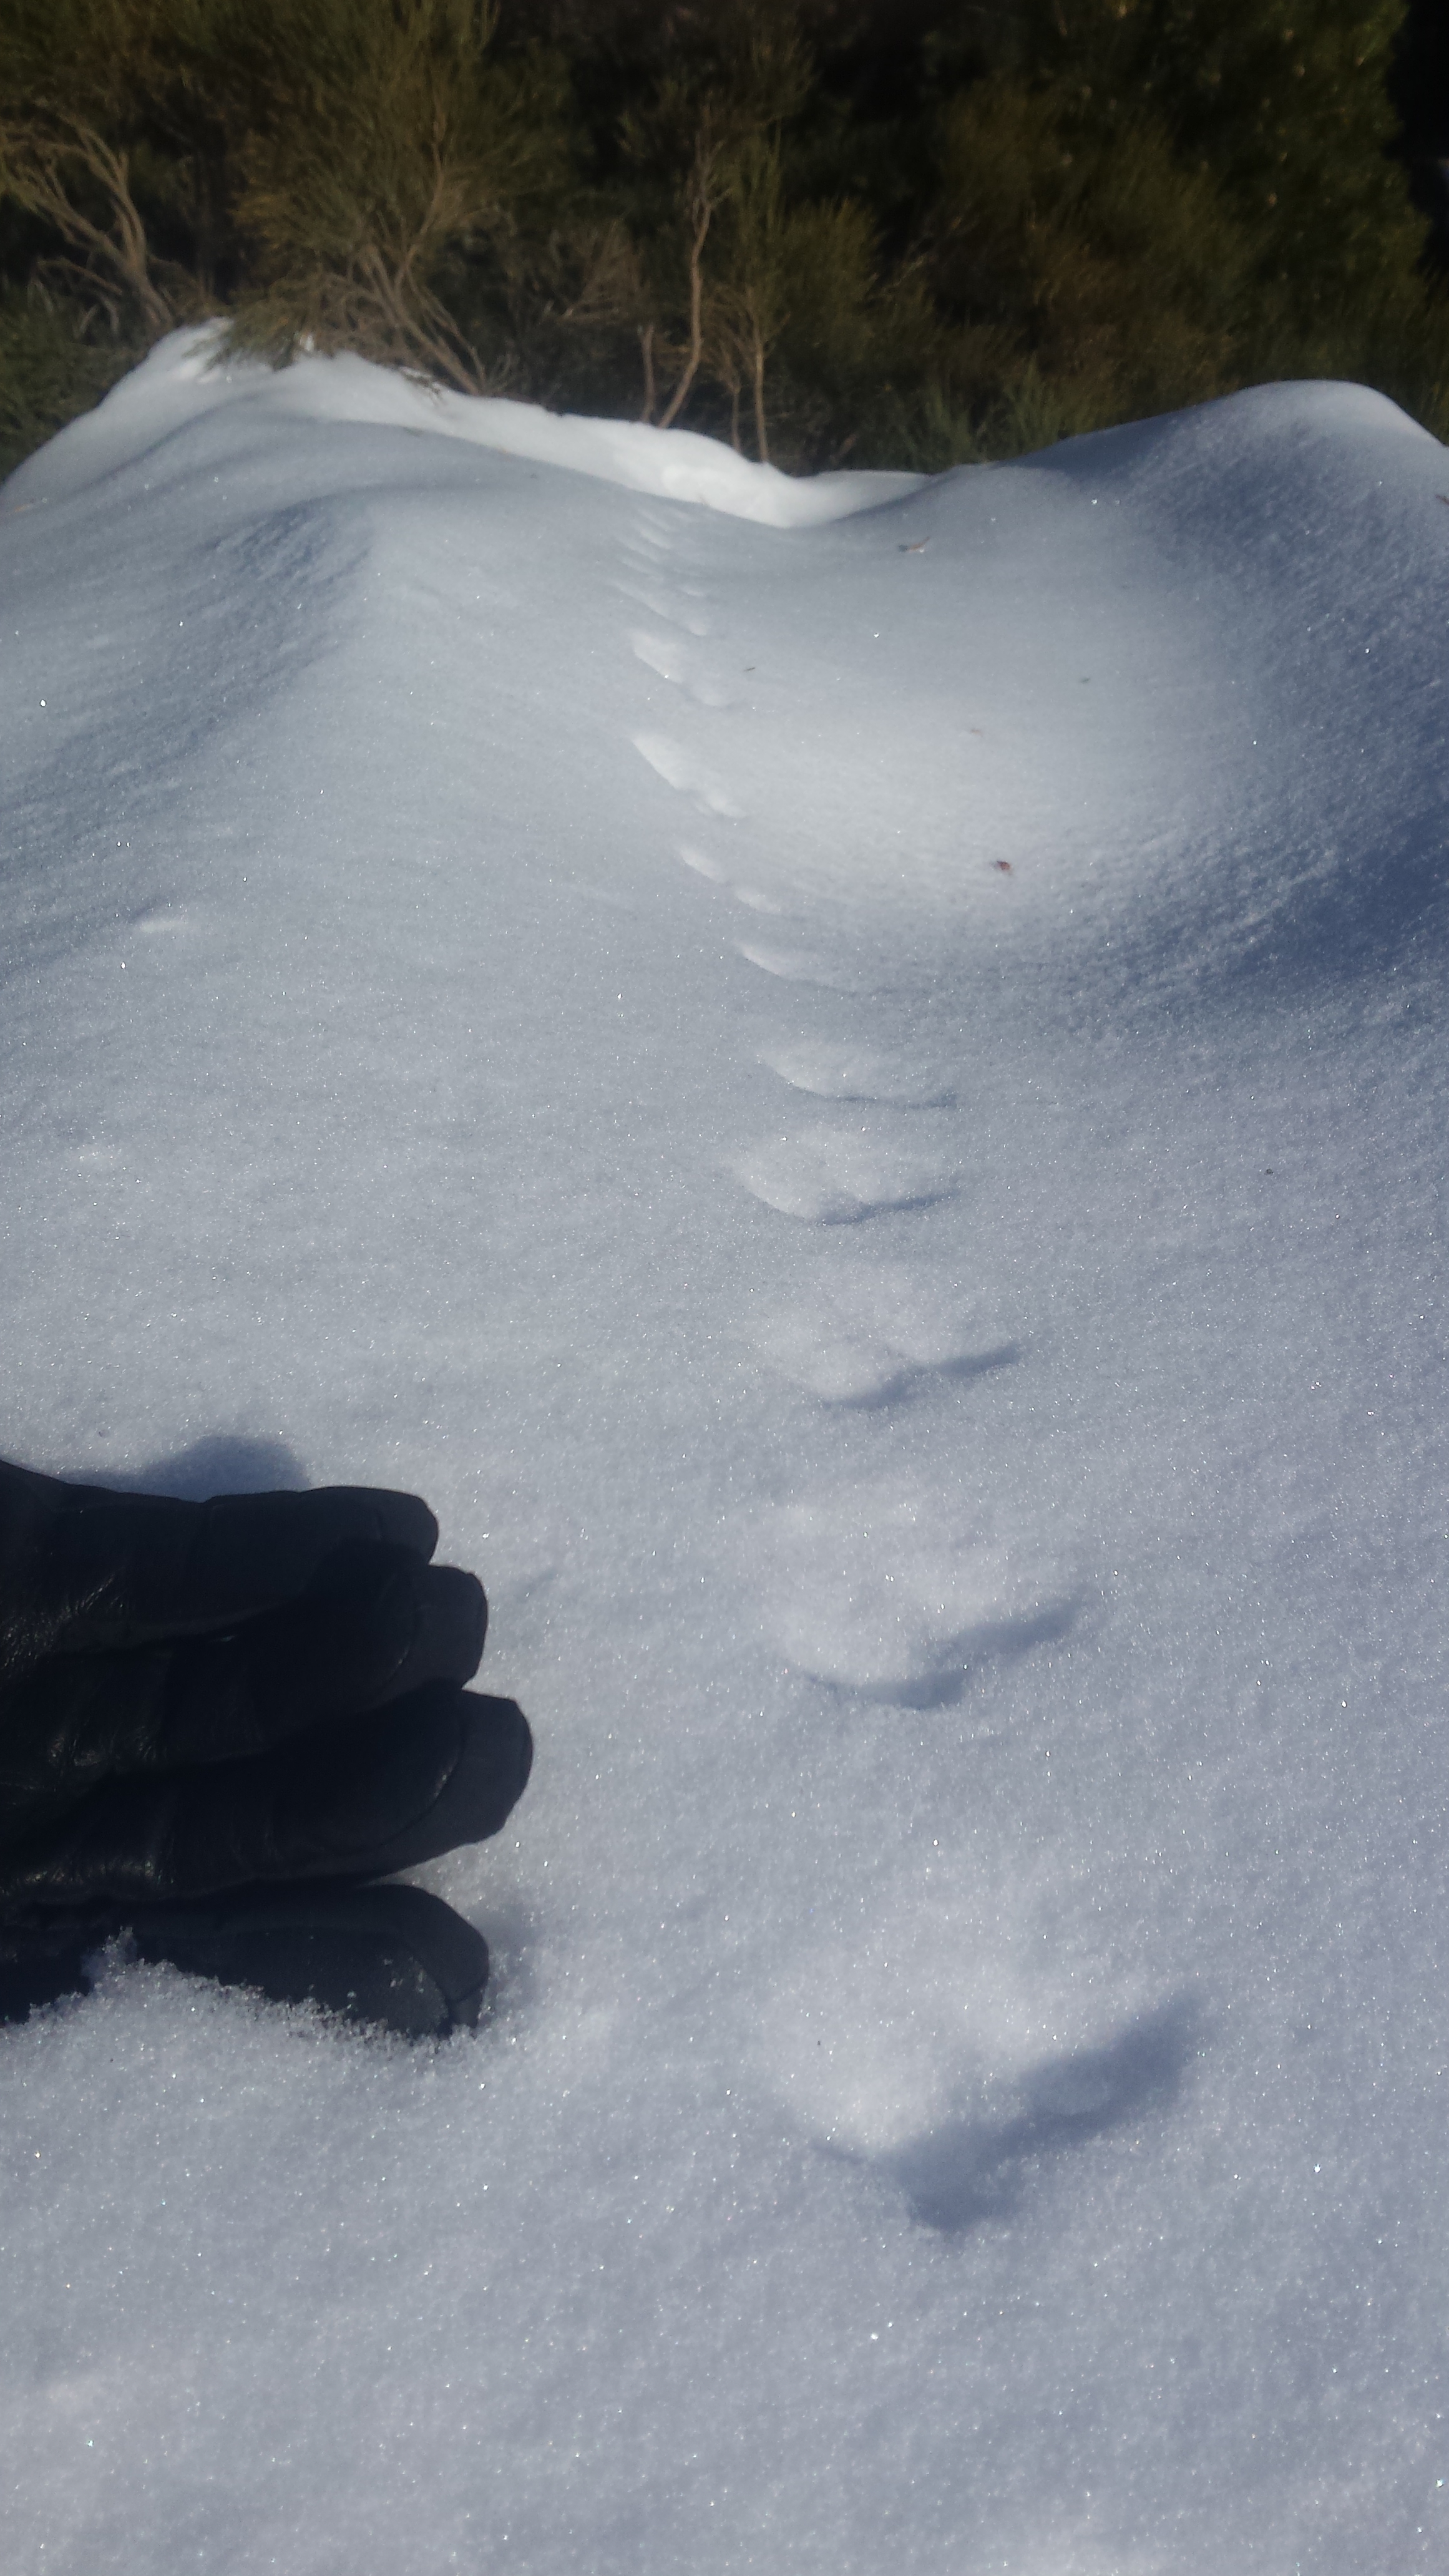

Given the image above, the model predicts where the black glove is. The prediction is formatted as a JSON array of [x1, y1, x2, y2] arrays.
[[0, 1458, 532, 2039]]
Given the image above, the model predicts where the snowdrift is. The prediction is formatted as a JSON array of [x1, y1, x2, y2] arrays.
[[2, 334, 1448, 2576]]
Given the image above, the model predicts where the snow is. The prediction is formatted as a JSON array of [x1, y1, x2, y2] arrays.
[[1, 329, 1448, 2573], [11, 321, 926, 527]]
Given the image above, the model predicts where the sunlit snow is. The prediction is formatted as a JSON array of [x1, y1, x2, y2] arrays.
[[2, 326, 1447, 2575]]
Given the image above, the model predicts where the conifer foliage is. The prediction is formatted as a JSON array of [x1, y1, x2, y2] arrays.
[[1, 0, 1445, 479], [225, 0, 570, 393]]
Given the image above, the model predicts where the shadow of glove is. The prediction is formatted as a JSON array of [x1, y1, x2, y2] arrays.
[[0, 1459, 532, 2038]]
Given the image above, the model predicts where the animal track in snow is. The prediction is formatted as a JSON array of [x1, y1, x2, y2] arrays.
[[746, 1478, 1075, 1702], [129, 905, 196, 940], [729, 1126, 951, 1223], [736, 942, 864, 992], [630, 632, 733, 708], [759, 1038, 951, 1106], [751, 1310, 915, 1405], [818, 1260, 992, 1367], [631, 628, 687, 683], [677, 846, 782, 913], [678, 842, 727, 882], [752, 1260, 1016, 1404], [613, 583, 711, 638], [872, 1997, 1203, 2231], [633, 733, 743, 817]]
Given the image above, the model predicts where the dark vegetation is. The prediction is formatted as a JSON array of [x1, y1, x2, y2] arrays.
[[2, 0, 1447, 481]]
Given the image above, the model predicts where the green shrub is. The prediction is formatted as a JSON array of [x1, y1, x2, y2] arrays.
[[0, 0, 1444, 469], [222, 1, 572, 391], [0, 282, 149, 479]]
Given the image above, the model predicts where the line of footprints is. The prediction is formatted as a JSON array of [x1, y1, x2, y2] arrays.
[[618, 504, 1074, 1710]]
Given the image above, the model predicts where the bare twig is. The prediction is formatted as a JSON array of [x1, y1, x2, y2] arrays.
[[0, 113, 182, 336], [658, 143, 718, 430]]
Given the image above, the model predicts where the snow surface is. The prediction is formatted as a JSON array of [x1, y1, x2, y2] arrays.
[[2, 329, 1448, 2575]]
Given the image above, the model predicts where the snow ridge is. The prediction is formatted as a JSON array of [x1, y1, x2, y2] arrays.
[[1, 344, 1448, 2576]]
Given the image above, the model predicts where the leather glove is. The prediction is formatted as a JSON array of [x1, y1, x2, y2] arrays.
[[0, 1458, 532, 2038]]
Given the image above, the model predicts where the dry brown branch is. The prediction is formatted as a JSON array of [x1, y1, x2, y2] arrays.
[[0, 112, 184, 335], [656, 135, 722, 430]]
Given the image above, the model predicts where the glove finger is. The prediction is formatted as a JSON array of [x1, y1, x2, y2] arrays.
[[0, 1683, 533, 1911], [130, 1884, 491, 2038], [0, 1553, 487, 1838], [0, 1913, 99, 2023], [163, 1554, 487, 1757], [0, 1457, 439, 1666], [0, 1886, 490, 2039]]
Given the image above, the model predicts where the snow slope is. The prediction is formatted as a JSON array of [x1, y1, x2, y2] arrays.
[[1, 329, 1447, 2576]]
